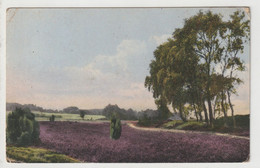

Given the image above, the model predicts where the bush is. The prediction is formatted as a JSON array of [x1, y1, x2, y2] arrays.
[[213, 115, 249, 128], [137, 113, 160, 126], [17, 132, 31, 147], [31, 121, 40, 143], [7, 108, 40, 146], [110, 115, 122, 140], [49, 115, 55, 122]]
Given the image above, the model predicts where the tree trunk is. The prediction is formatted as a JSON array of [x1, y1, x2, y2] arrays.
[[227, 90, 236, 128], [205, 56, 214, 127], [198, 111, 203, 121], [192, 103, 198, 122], [206, 76, 214, 127], [213, 96, 218, 120], [203, 101, 209, 125], [179, 104, 186, 122], [206, 96, 214, 128], [195, 112, 198, 122], [221, 91, 228, 127]]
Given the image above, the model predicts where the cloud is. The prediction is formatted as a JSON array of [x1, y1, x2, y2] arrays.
[[117, 82, 151, 99], [149, 34, 172, 46], [96, 40, 146, 71], [63, 39, 148, 87], [7, 39, 156, 110]]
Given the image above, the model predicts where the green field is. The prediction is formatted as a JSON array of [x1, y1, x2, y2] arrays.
[[7, 146, 79, 163], [6, 111, 106, 122]]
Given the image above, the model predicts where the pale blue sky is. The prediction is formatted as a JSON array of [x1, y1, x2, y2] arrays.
[[6, 8, 250, 114]]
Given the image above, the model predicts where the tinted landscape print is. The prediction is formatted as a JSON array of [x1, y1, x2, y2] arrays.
[[6, 8, 250, 163]]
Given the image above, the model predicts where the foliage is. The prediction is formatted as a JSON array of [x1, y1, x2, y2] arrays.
[[49, 115, 55, 122], [6, 146, 79, 163], [213, 115, 249, 128], [110, 114, 122, 140], [137, 113, 161, 126], [138, 113, 152, 126], [63, 106, 79, 114], [38, 121, 249, 162], [7, 108, 40, 146], [103, 104, 137, 120], [145, 10, 250, 127], [80, 110, 86, 120]]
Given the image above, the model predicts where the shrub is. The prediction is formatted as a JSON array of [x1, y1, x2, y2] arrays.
[[213, 115, 249, 128], [31, 121, 40, 143], [138, 113, 150, 126], [7, 108, 40, 146], [110, 114, 122, 140], [49, 115, 55, 122], [137, 113, 160, 126], [17, 131, 31, 147]]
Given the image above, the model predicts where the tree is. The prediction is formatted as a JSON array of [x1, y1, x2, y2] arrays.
[[145, 10, 249, 128], [221, 11, 250, 127], [49, 114, 55, 122], [173, 11, 227, 127], [63, 106, 79, 114], [102, 104, 138, 120], [80, 110, 86, 120], [145, 39, 182, 121]]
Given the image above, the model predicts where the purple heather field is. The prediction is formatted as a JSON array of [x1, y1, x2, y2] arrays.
[[38, 121, 249, 162]]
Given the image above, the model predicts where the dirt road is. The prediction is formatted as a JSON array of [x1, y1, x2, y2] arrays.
[[127, 122, 250, 140]]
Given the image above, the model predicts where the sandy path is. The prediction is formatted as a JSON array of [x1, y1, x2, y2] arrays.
[[127, 122, 250, 140]]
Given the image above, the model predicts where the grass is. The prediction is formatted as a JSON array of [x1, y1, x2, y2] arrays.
[[161, 115, 249, 136], [175, 121, 206, 130], [7, 111, 106, 122], [6, 146, 79, 163], [162, 120, 183, 129]]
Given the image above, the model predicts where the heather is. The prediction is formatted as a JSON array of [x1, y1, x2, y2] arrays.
[[38, 121, 249, 162]]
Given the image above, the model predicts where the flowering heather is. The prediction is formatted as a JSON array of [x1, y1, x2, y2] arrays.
[[38, 121, 249, 162]]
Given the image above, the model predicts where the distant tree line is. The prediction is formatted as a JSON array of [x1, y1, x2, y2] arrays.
[[102, 104, 161, 120], [6, 103, 102, 115], [6, 103, 60, 113], [7, 103, 161, 121]]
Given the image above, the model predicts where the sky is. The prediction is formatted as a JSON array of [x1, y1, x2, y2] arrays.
[[6, 8, 250, 114]]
